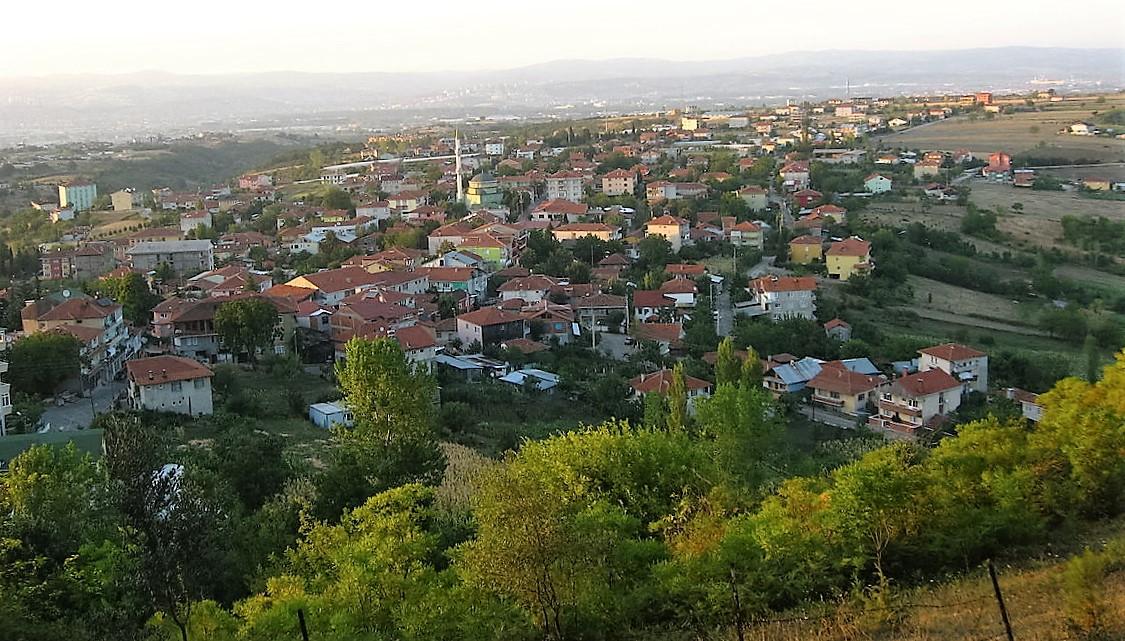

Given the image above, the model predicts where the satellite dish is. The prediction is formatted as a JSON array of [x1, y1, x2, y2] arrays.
[[62, 289, 71, 298]]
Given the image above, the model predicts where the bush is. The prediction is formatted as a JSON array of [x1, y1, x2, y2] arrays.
[[1061, 549, 1109, 638]]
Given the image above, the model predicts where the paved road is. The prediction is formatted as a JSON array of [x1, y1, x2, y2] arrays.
[[715, 286, 733, 337], [40, 381, 127, 432], [595, 332, 635, 361]]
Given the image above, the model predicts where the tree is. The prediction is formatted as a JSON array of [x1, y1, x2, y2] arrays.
[[7, 330, 82, 396], [666, 364, 688, 433], [319, 338, 445, 518], [714, 338, 742, 387], [322, 187, 354, 211], [97, 272, 160, 327], [636, 235, 673, 271], [214, 298, 279, 366], [739, 346, 764, 390]]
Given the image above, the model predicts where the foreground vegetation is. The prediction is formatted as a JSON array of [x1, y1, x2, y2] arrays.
[[1, 338, 1123, 641]]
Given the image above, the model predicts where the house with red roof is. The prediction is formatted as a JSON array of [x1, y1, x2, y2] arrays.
[[746, 276, 817, 321], [499, 275, 560, 305], [456, 307, 526, 347], [628, 368, 712, 410], [632, 290, 677, 322], [826, 237, 872, 281], [531, 199, 589, 225], [728, 221, 764, 249], [864, 174, 893, 194], [601, 168, 637, 196], [552, 223, 621, 242], [807, 361, 887, 416], [284, 267, 387, 306], [824, 318, 852, 342], [659, 277, 699, 307], [868, 369, 962, 439], [546, 170, 584, 201], [126, 355, 214, 416], [780, 160, 810, 190], [919, 343, 988, 394], [645, 215, 690, 252], [634, 323, 685, 355], [810, 204, 847, 224], [792, 188, 823, 208]]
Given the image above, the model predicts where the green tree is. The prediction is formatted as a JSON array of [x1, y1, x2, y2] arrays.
[[740, 346, 764, 390], [214, 298, 279, 366], [714, 337, 742, 386], [97, 272, 160, 327], [666, 364, 688, 433], [7, 330, 82, 396], [322, 187, 354, 211]]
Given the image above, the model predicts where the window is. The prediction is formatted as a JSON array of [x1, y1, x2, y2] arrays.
[[171, 382, 182, 392], [193, 378, 206, 389]]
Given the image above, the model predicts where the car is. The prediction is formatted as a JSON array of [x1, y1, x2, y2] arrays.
[[624, 336, 636, 345]]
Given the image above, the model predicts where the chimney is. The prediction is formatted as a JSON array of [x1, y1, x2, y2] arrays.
[[161, 369, 167, 378], [148, 371, 154, 380]]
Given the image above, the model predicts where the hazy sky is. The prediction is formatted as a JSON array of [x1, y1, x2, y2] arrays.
[[3, 0, 1123, 77]]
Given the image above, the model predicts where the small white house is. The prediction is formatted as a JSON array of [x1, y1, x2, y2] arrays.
[[126, 355, 214, 417]]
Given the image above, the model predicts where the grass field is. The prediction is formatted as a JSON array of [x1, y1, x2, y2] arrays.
[[874, 96, 1125, 163], [908, 276, 1036, 327], [745, 516, 1125, 640]]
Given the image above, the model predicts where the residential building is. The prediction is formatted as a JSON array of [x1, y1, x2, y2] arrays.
[[601, 168, 636, 196], [807, 361, 886, 417], [499, 275, 560, 305], [789, 235, 824, 264], [792, 189, 823, 208], [456, 307, 526, 347], [645, 215, 690, 252], [126, 355, 214, 417], [126, 240, 214, 277], [111, 189, 137, 212], [28, 297, 130, 384], [552, 223, 620, 242], [728, 221, 763, 249], [913, 160, 942, 180], [826, 237, 873, 281], [573, 293, 628, 331], [746, 275, 817, 321], [58, 181, 97, 211], [284, 267, 386, 306], [737, 186, 768, 211], [546, 170, 585, 201], [179, 210, 213, 234], [632, 290, 677, 322], [868, 369, 962, 439], [824, 318, 852, 341], [629, 368, 712, 412], [864, 174, 893, 193], [39, 244, 114, 281], [531, 199, 588, 225], [918, 343, 989, 395], [421, 267, 488, 303], [659, 278, 698, 307], [780, 161, 810, 190]]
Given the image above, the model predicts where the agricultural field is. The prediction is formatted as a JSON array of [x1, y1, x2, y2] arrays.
[[875, 95, 1125, 163]]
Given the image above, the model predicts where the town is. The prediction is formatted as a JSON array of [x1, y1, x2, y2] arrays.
[[1, 83, 1123, 641]]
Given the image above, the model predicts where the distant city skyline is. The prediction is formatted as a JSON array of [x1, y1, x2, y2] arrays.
[[2, 0, 1123, 78]]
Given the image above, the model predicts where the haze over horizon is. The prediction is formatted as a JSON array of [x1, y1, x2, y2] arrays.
[[3, 0, 1123, 78]]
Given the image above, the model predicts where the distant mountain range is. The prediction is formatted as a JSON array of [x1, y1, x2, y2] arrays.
[[1, 47, 1121, 146]]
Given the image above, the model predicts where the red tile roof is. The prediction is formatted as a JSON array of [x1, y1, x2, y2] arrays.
[[632, 290, 676, 308], [893, 369, 961, 397], [750, 275, 817, 293], [629, 368, 710, 394], [457, 307, 525, 327], [808, 362, 884, 396], [534, 198, 588, 215], [38, 298, 120, 321], [826, 238, 871, 257], [919, 343, 987, 361], [127, 355, 214, 386], [647, 215, 687, 227]]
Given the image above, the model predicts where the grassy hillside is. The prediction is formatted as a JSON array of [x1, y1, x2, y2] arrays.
[[92, 140, 288, 191], [741, 517, 1125, 641]]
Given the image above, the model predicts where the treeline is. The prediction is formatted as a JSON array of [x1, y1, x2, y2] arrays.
[[3, 339, 1124, 641], [1061, 215, 1125, 256]]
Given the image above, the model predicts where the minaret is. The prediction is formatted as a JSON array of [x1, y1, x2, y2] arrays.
[[454, 130, 464, 203]]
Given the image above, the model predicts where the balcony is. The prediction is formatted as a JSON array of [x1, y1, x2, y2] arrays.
[[812, 393, 845, 407], [878, 399, 922, 418], [868, 415, 920, 437]]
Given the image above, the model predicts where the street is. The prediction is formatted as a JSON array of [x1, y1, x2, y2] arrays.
[[40, 381, 127, 432], [799, 405, 864, 430], [595, 331, 635, 361]]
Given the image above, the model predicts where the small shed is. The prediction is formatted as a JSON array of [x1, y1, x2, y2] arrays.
[[309, 401, 353, 429]]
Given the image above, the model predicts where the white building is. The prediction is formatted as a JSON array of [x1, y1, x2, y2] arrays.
[[546, 171, 584, 201], [0, 361, 11, 436], [126, 355, 215, 417], [918, 343, 989, 395], [746, 276, 817, 321]]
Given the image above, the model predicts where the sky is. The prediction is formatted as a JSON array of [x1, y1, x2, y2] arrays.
[[3, 0, 1123, 77]]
